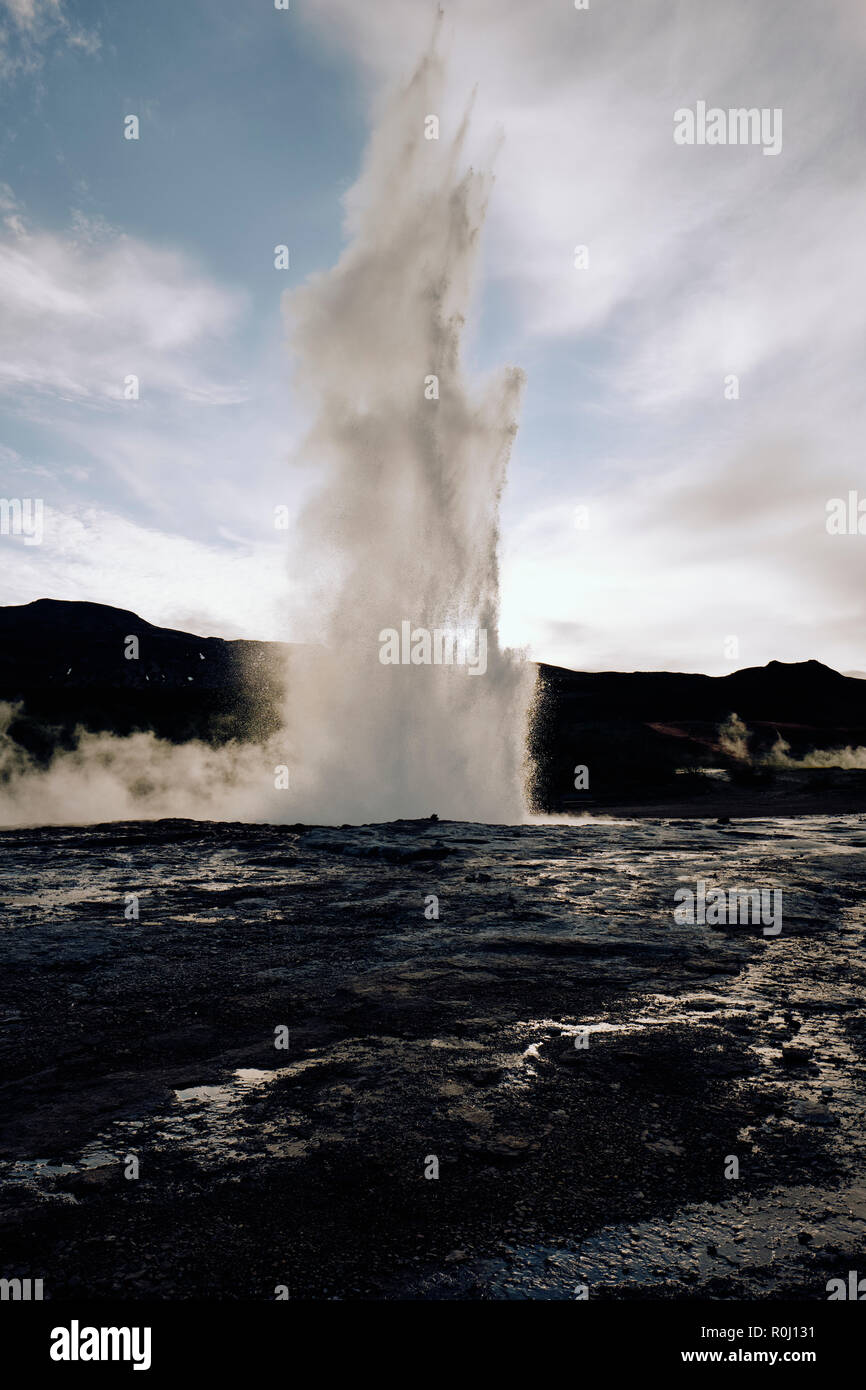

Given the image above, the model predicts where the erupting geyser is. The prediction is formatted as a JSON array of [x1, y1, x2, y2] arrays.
[[280, 44, 535, 823]]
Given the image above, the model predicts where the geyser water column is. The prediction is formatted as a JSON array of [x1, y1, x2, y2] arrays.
[[280, 44, 535, 825]]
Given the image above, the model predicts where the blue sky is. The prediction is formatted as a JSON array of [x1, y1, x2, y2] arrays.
[[0, 0, 365, 544], [1, 0, 865, 674]]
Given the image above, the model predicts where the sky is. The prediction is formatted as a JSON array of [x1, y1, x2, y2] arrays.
[[0, 0, 864, 674]]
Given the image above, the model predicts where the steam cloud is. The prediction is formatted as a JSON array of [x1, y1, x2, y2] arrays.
[[0, 702, 289, 828], [719, 711, 866, 771]]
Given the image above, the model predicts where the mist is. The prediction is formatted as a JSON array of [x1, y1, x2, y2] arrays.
[[0, 702, 293, 829], [718, 711, 866, 772]]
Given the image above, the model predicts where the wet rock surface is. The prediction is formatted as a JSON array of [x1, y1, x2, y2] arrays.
[[0, 813, 864, 1300]]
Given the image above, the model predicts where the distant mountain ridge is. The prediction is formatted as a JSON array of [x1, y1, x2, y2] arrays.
[[528, 655, 866, 808], [0, 598, 282, 691], [3, 599, 866, 808], [0, 598, 289, 755]]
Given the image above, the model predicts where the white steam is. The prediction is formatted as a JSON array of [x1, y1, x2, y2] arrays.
[[718, 711, 866, 771], [0, 702, 290, 828], [277, 44, 533, 822], [718, 712, 751, 761]]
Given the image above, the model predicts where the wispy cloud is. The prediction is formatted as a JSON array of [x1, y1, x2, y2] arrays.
[[301, 0, 866, 672], [0, 0, 99, 78], [0, 197, 248, 406], [0, 502, 291, 641]]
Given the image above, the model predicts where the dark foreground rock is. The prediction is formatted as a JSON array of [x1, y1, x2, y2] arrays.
[[0, 814, 865, 1300]]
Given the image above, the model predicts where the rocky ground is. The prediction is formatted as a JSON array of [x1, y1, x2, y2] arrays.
[[0, 813, 865, 1300]]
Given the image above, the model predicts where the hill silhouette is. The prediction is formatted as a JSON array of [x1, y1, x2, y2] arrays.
[[2, 599, 866, 811]]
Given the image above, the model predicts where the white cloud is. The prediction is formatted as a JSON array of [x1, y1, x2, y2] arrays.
[[2, 0, 59, 33], [303, 0, 865, 361], [0, 202, 248, 405], [0, 194, 308, 628], [299, 0, 866, 672], [499, 440, 866, 676], [0, 503, 292, 642], [0, 0, 98, 77]]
